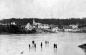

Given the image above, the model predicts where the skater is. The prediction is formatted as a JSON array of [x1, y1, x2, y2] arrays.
[[32, 40, 36, 51], [34, 43, 36, 48], [20, 51, 23, 54], [34, 43, 36, 51], [41, 42, 43, 48], [29, 44, 30, 48], [45, 41, 49, 44], [32, 40, 36, 47], [40, 42, 43, 51], [45, 41, 49, 47], [32, 40, 35, 44], [29, 44, 30, 51], [32, 40, 35, 47], [54, 43, 57, 48], [54, 43, 57, 55]]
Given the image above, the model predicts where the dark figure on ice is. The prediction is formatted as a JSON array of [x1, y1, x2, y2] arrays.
[[34, 43, 36, 48], [20, 51, 24, 54], [45, 41, 49, 44], [41, 42, 43, 48], [32, 40, 35, 44], [29, 44, 30, 51], [40, 42, 43, 51], [33, 43, 36, 51], [54, 44, 57, 48], [45, 41, 49, 47], [54, 43, 57, 55], [32, 40, 36, 51], [32, 40, 36, 48]]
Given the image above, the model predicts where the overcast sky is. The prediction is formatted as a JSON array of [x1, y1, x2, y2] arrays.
[[0, 0, 86, 19]]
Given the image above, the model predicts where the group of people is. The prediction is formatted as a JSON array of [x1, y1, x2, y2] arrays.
[[28, 40, 58, 51], [20, 40, 58, 54]]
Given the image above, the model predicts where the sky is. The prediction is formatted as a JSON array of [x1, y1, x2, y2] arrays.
[[0, 0, 86, 19]]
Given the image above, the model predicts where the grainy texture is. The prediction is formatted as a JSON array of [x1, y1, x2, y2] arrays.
[[0, 32, 85, 55]]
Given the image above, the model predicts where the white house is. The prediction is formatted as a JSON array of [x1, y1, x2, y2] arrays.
[[63, 25, 73, 32], [11, 22, 16, 25], [69, 25, 78, 29], [38, 24, 50, 29], [52, 27, 59, 32], [25, 23, 33, 30]]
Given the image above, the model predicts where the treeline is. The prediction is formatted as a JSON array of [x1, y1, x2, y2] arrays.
[[0, 18, 86, 26]]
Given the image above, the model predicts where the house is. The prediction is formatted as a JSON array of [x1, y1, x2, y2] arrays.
[[11, 22, 16, 25], [52, 27, 59, 32], [63, 25, 73, 32], [38, 24, 50, 29], [63, 25, 80, 32], [69, 25, 78, 29], [25, 23, 33, 30]]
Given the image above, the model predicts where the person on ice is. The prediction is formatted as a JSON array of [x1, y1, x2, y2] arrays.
[[34, 43, 36, 48], [29, 44, 30, 51], [45, 41, 49, 44], [54, 43, 57, 48], [32, 40, 35, 44], [32, 40, 36, 51], [41, 42, 43, 48]]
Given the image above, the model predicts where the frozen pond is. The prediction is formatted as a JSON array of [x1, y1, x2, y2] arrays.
[[0, 32, 86, 55]]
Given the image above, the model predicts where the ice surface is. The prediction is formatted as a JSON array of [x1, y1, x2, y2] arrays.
[[0, 32, 86, 55]]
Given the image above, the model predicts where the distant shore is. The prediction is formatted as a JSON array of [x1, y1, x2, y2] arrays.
[[0, 18, 86, 34]]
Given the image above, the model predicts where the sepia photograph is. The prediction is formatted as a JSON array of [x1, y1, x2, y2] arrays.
[[0, 0, 86, 55]]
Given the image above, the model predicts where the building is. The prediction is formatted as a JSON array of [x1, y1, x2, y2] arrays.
[[63, 25, 73, 32], [25, 23, 33, 30], [52, 27, 59, 32], [38, 24, 50, 29], [11, 22, 16, 25], [69, 25, 78, 29], [63, 25, 80, 32]]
